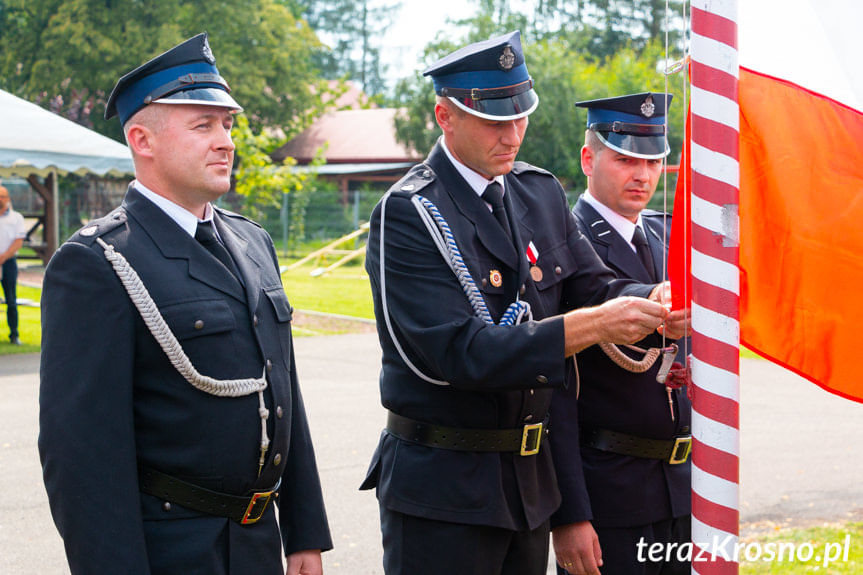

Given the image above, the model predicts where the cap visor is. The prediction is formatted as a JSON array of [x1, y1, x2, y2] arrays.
[[449, 89, 538, 121], [596, 131, 669, 159], [154, 87, 243, 112]]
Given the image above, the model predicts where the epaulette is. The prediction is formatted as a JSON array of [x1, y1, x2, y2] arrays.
[[214, 205, 263, 229], [71, 207, 128, 245], [391, 163, 436, 196], [511, 161, 553, 177]]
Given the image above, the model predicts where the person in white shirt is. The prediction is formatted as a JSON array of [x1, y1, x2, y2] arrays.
[[0, 183, 27, 345]]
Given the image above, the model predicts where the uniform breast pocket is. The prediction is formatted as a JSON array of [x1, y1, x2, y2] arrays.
[[159, 299, 237, 340], [263, 285, 294, 369], [532, 242, 576, 292], [157, 299, 239, 368]]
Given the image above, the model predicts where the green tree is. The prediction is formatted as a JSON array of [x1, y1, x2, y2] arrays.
[[0, 0, 332, 140], [461, 0, 685, 59], [296, 0, 400, 96]]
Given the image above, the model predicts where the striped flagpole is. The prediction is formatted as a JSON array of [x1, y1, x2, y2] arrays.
[[689, 1, 740, 573]]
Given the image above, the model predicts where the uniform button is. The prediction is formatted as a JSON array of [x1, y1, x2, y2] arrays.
[[536, 374, 548, 384], [253, 315, 259, 327], [554, 266, 562, 275], [481, 278, 488, 287], [520, 284, 526, 295], [524, 414, 534, 422], [162, 502, 172, 512], [273, 453, 282, 466], [530, 389, 535, 395], [276, 406, 284, 419], [266, 359, 273, 372], [194, 320, 204, 330]]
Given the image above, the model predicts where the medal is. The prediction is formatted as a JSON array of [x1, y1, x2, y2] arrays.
[[526, 241, 542, 281], [530, 265, 543, 282], [489, 269, 503, 287]]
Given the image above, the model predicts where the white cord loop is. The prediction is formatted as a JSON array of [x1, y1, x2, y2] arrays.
[[378, 191, 532, 386], [96, 237, 271, 475]]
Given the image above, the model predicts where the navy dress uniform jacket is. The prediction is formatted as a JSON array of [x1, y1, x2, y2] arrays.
[[360, 142, 654, 532], [550, 196, 691, 529], [39, 188, 332, 575]]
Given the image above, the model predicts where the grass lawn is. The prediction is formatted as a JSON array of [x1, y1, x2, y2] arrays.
[[740, 522, 862, 574], [0, 284, 41, 355], [278, 258, 374, 320]]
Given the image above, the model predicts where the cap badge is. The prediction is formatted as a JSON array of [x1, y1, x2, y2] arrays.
[[498, 45, 515, 71], [640, 94, 655, 118], [202, 39, 215, 64]]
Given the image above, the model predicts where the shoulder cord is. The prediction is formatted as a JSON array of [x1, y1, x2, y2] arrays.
[[378, 192, 532, 386], [96, 237, 271, 476]]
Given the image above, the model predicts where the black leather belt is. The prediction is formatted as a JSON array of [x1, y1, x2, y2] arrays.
[[139, 465, 280, 525], [581, 427, 692, 465], [386, 411, 547, 456]]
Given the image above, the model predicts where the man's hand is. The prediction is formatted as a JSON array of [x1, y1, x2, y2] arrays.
[[658, 308, 691, 340], [552, 521, 602, 575], [648, 281, 691, 340], [648, 281, 672, 305], [285, 549, 323, 575], [563, 296, 668, 356]]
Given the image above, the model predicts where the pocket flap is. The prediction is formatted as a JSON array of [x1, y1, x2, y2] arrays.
[[264, 285, 293, 322], [160, 299, 236, 340]]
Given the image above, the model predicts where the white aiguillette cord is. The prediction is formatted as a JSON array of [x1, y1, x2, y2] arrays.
[[96, 237, 271, 476], [377, 191, 532, 387]]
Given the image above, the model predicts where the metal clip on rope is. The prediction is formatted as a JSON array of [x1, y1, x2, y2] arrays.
[[96, 237, 271, 475]]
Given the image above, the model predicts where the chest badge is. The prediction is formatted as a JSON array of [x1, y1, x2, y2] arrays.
[[489, 269, 503, 288]]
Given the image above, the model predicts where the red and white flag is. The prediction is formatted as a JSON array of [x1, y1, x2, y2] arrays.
[[671, 0, 863, 403]]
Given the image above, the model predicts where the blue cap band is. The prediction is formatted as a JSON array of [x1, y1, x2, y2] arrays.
[[116, 61, 223, 125], [586, 107, 666, 127], [431, 63, 530, 94]]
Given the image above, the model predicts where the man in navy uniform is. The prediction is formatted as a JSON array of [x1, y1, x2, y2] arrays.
[[550, 93, 691, 575], [361, 33, 683, 575], [39, 33, 331, 575]]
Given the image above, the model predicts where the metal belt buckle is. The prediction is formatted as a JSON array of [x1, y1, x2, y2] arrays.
[[241, 490, 274, 525], [520, 423, 543, 456], [669, 436, 692, 465]]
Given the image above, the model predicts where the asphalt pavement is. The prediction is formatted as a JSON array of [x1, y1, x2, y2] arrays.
[[1, 334, 861, 574]]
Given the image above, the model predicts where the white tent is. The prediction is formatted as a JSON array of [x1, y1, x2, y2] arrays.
[[0, 89, 133, 261], [0, 89, 133, 178]]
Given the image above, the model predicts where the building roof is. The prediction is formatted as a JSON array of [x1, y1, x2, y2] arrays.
[[272, 107, 422, 165]]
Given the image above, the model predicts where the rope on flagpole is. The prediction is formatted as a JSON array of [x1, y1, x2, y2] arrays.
[[689, 1, 741, 572]]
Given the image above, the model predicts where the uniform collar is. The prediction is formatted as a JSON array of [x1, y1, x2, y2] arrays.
[[582, 189, 645, 251], [133, 180, 215, 238], [440, 137, 506, 202]]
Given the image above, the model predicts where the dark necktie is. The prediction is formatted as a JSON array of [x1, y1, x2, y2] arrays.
[[632, 225, 657, 282], [195, 220, 241, 281], [482, 181, 513, 242]]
